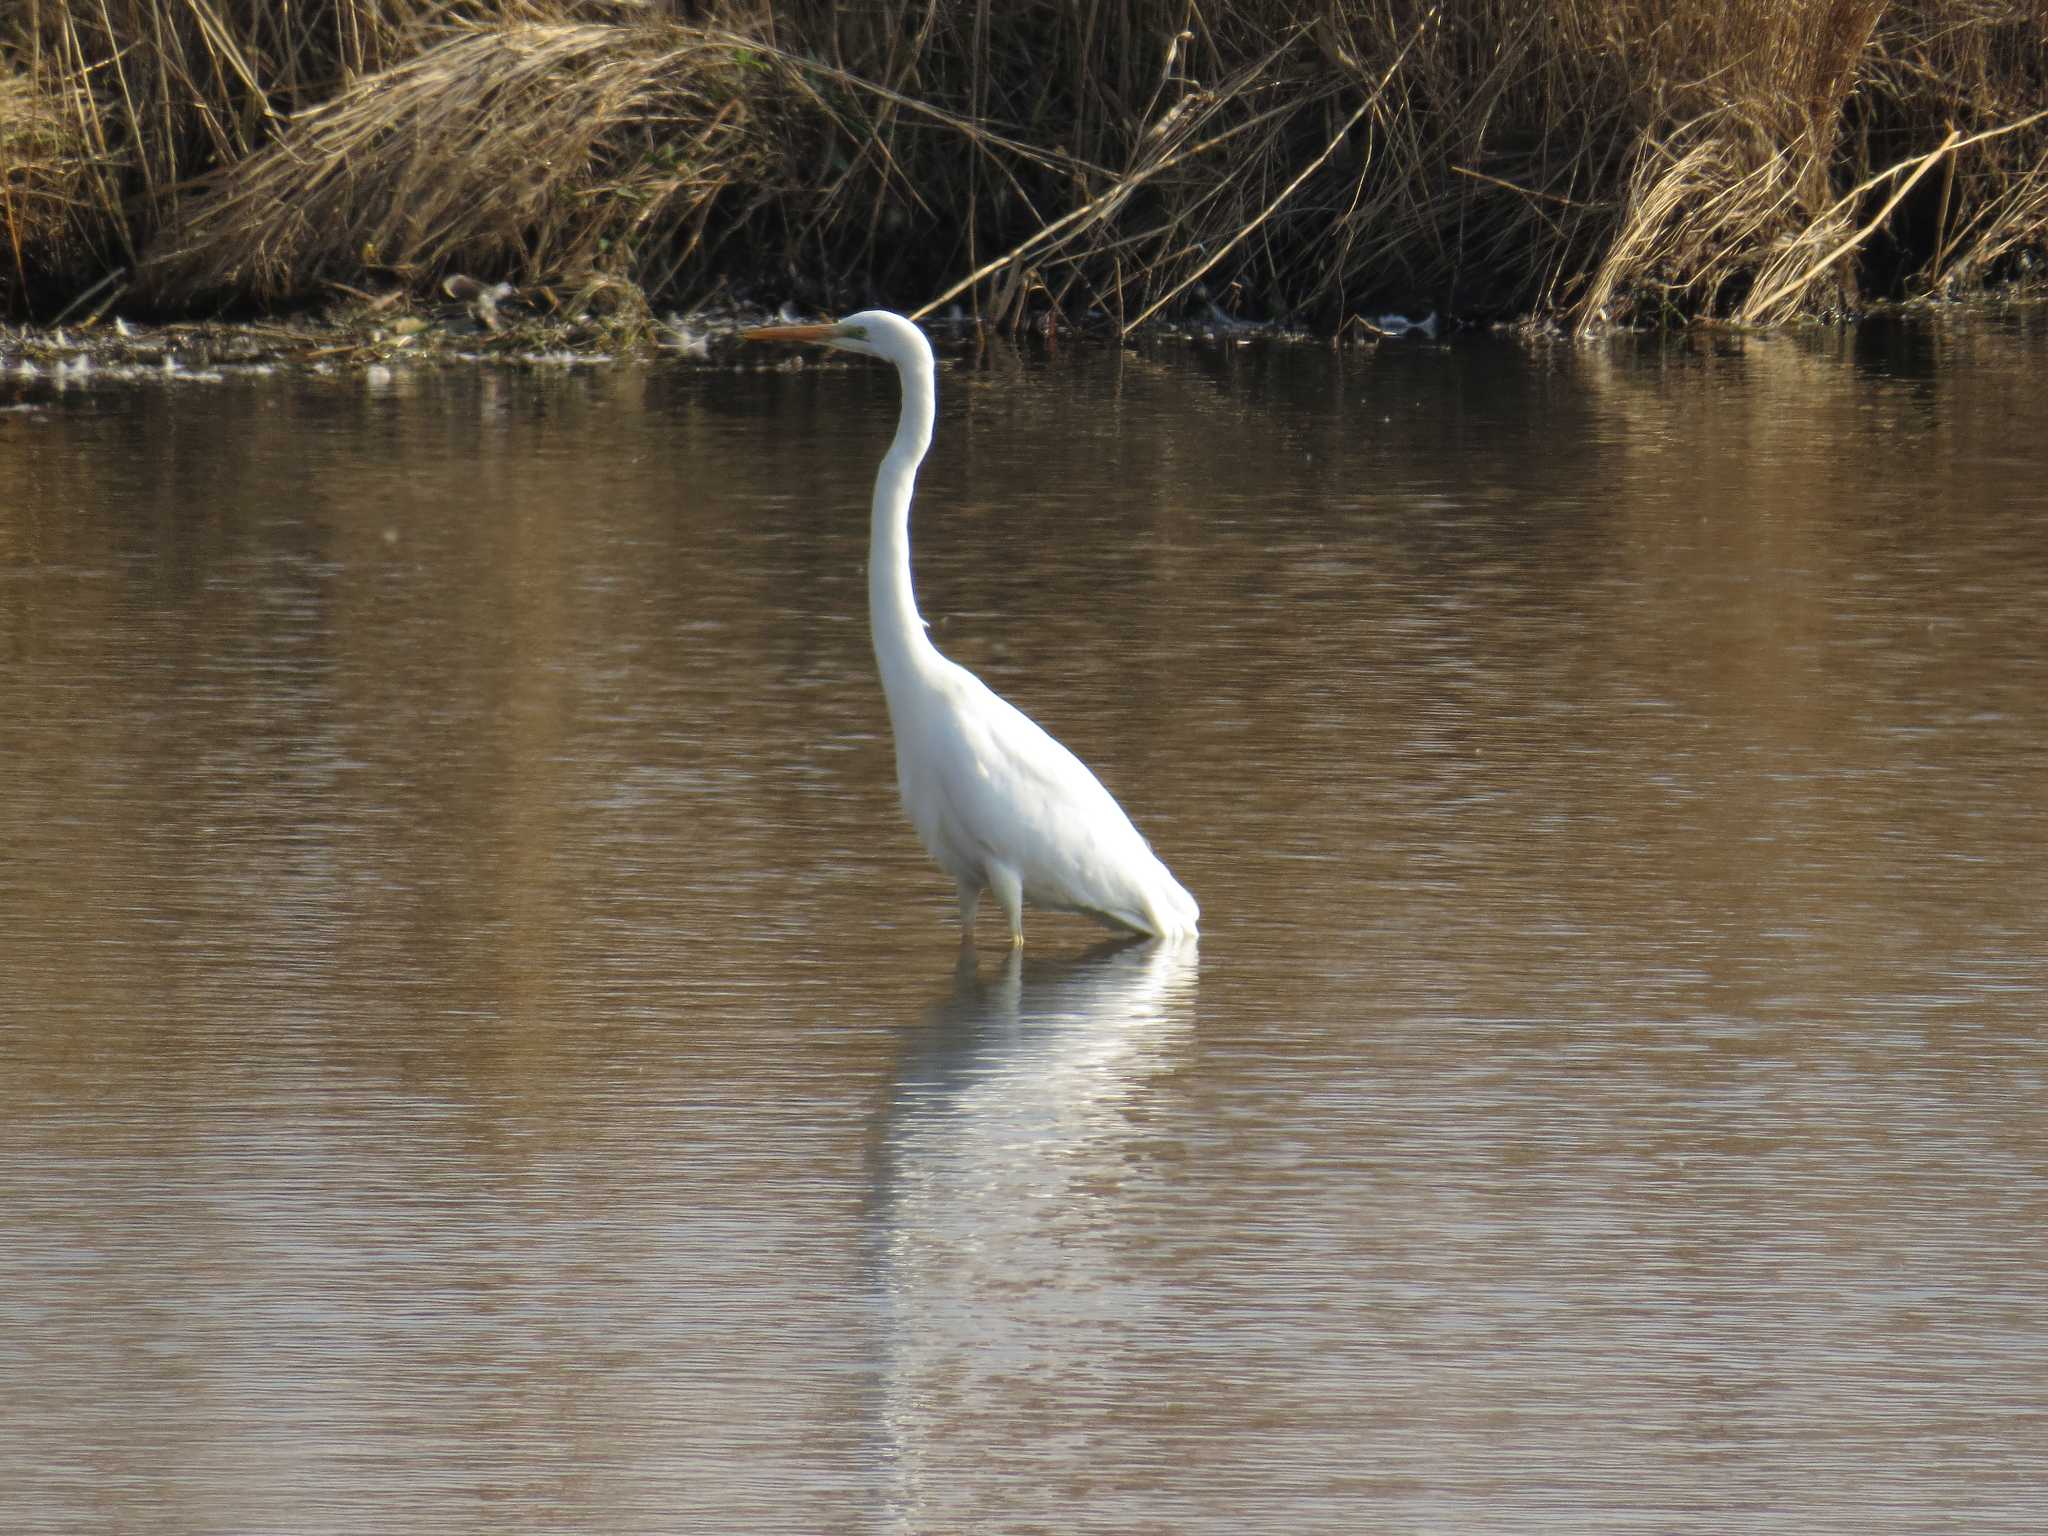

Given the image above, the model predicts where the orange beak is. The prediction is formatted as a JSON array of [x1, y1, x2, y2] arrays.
[[741, 321, 841, 345]]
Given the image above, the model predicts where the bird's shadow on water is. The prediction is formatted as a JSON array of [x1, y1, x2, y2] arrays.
[[859, 938, 1200, 1520], [876, 936, 1202, 1170]]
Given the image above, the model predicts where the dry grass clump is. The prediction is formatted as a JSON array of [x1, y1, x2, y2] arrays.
[[1564, 0, 1889, 327], [140, 18, 779, 310], [1859, 0, 2048, 297], [5, 0, 442, 310], [2, 0, 2046, 328], [0, 66, 87, 296]]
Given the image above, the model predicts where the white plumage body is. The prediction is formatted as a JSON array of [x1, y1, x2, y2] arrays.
[[883, 647, 1199, 940]]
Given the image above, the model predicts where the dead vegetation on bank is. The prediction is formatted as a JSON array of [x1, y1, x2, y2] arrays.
[[2, 1, 2045, 334]]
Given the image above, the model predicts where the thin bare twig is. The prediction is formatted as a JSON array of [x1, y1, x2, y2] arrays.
[[1122, 96, 1370, 334]]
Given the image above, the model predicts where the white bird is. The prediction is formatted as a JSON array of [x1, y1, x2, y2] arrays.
[[743, 310, 1198, 947]]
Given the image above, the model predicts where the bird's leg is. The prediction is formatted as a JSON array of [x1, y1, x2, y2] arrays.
[[988, 863, 1025, 948], [954, 880, 981, 944]]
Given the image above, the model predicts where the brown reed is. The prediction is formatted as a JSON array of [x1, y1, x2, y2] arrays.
[[2, 1, 2043, 328]]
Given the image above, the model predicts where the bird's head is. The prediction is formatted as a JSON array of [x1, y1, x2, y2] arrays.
[[741, 309, 931, 370]]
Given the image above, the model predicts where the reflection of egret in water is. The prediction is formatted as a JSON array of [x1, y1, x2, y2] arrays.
[[867, 940, 1200, 1530]]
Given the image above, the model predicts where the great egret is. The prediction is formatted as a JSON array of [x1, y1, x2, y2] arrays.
[[743, 310, 1198, 947]]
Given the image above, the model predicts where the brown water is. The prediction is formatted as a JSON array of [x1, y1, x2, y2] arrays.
[[3, 314, 2045, 1532]]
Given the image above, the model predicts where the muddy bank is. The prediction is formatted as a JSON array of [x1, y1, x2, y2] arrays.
[[5, 3, 2046, 334], [0, 281, 1472, 390]]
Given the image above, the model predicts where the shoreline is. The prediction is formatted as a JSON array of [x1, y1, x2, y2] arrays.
[[4, 292, 2042, 390]]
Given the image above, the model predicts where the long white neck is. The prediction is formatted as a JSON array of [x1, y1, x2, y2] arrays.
[[868, 348, 940, 690]]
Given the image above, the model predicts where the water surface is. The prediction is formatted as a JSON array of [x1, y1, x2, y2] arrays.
[[3, 314, 2045, 1531]]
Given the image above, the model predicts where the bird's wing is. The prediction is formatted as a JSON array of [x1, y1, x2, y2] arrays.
[[925, 665, 1178, 928]]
